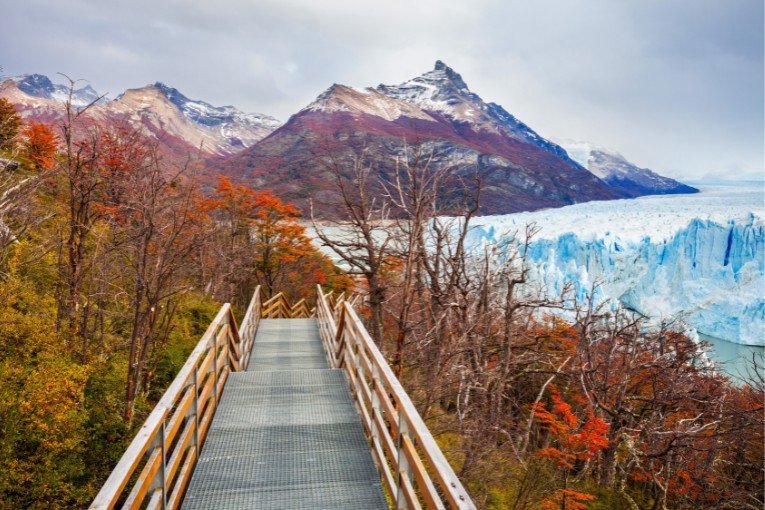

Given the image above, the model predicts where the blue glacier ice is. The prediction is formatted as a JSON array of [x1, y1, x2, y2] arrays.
[[467, 183, 765, 346]]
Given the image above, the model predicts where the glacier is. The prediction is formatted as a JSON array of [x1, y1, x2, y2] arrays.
[[467, 182, 765, 346]]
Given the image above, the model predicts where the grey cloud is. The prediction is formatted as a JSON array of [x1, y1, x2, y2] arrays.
[[1, 0, 762, 179]]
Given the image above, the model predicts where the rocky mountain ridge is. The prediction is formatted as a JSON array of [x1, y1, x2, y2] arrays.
[[217, 61, 622, 216], [1, 74, 280, 157], [556, 139, 698, 197], [1, 66, 698, 215]]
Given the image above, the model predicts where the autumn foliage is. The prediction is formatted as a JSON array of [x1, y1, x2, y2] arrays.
[[203, 176, 349, 305], [21, 121, 58, 170], [533, 389, 609, 508], [534, 389, 609, 470]]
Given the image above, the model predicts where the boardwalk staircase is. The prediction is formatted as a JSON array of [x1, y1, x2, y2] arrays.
[[90, 287, 475, 510]]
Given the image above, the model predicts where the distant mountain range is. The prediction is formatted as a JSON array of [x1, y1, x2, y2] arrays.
[[0, 65, 697, 215], [1, 74, 280, 157], [217, 61, 695, 215], [557, 139, 698, 197]]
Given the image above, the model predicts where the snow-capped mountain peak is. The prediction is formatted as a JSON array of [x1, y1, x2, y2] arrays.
[[433, 60, 469, 88], [147, 82, 281, 131], [12, 73, 103, 107], [376, 60, 477, 120], [13, 73, 57, 97], [151, 82, 189, 109], [107, 82, 282, 153], [375, 61, 572, 159], [304, 83, 354, 113], [406, 59, 471, 96], [299, 61, 574, 162]]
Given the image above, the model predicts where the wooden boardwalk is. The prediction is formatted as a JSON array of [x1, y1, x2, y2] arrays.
[[90, 288, 474, 510], [180, 318, 388, 509]]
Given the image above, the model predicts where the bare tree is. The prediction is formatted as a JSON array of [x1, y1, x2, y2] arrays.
[[54, 75, 108, 347], [381, 143, 456, 374], [311, 144, 394, 344]]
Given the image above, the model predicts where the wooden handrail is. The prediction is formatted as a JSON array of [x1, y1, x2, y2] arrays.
[[238, 286, 262, 369], [315, 285, 476, 510], [261, 292, 314, 319], [90, 287, 263, 510]]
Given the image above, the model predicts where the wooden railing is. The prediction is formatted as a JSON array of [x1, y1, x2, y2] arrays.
[[91, 283, 473, 509], [89, 287, 262, 510], [260, 291, 313, 318], [316, 286, 476, 510]]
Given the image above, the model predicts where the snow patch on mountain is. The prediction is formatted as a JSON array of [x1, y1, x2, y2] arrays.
[[304, 84, 434, 122], [467, 183, 765, 345], [554, 139, 602, 174], [115, 83, 281, 150], [12, 73, 103, 108], [151, 82, 280, 132], [14, 74, 100, 105], [377, 61, 572, 160], [376, 60, 474, 119]]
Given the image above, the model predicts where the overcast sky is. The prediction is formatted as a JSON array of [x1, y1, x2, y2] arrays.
[[1, 0, 763, 179]]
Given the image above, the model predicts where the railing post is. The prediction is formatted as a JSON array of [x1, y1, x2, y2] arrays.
[[226, 310, 240, 372], [211, 325, 219, 409], [149, 422, 168, 509], [335, 307, 347, 368], [349, 320, 361, 378], [370, 363, 383, 470], [333, 296, 342, 323], [396, 414, 412, 510], [190, 370, 200, 454]]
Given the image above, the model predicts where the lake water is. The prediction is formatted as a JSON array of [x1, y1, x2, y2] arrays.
[[699, 333, 763, 383]]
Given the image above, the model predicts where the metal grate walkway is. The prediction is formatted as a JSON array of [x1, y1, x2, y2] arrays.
[[181, 318, 388, 509]]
